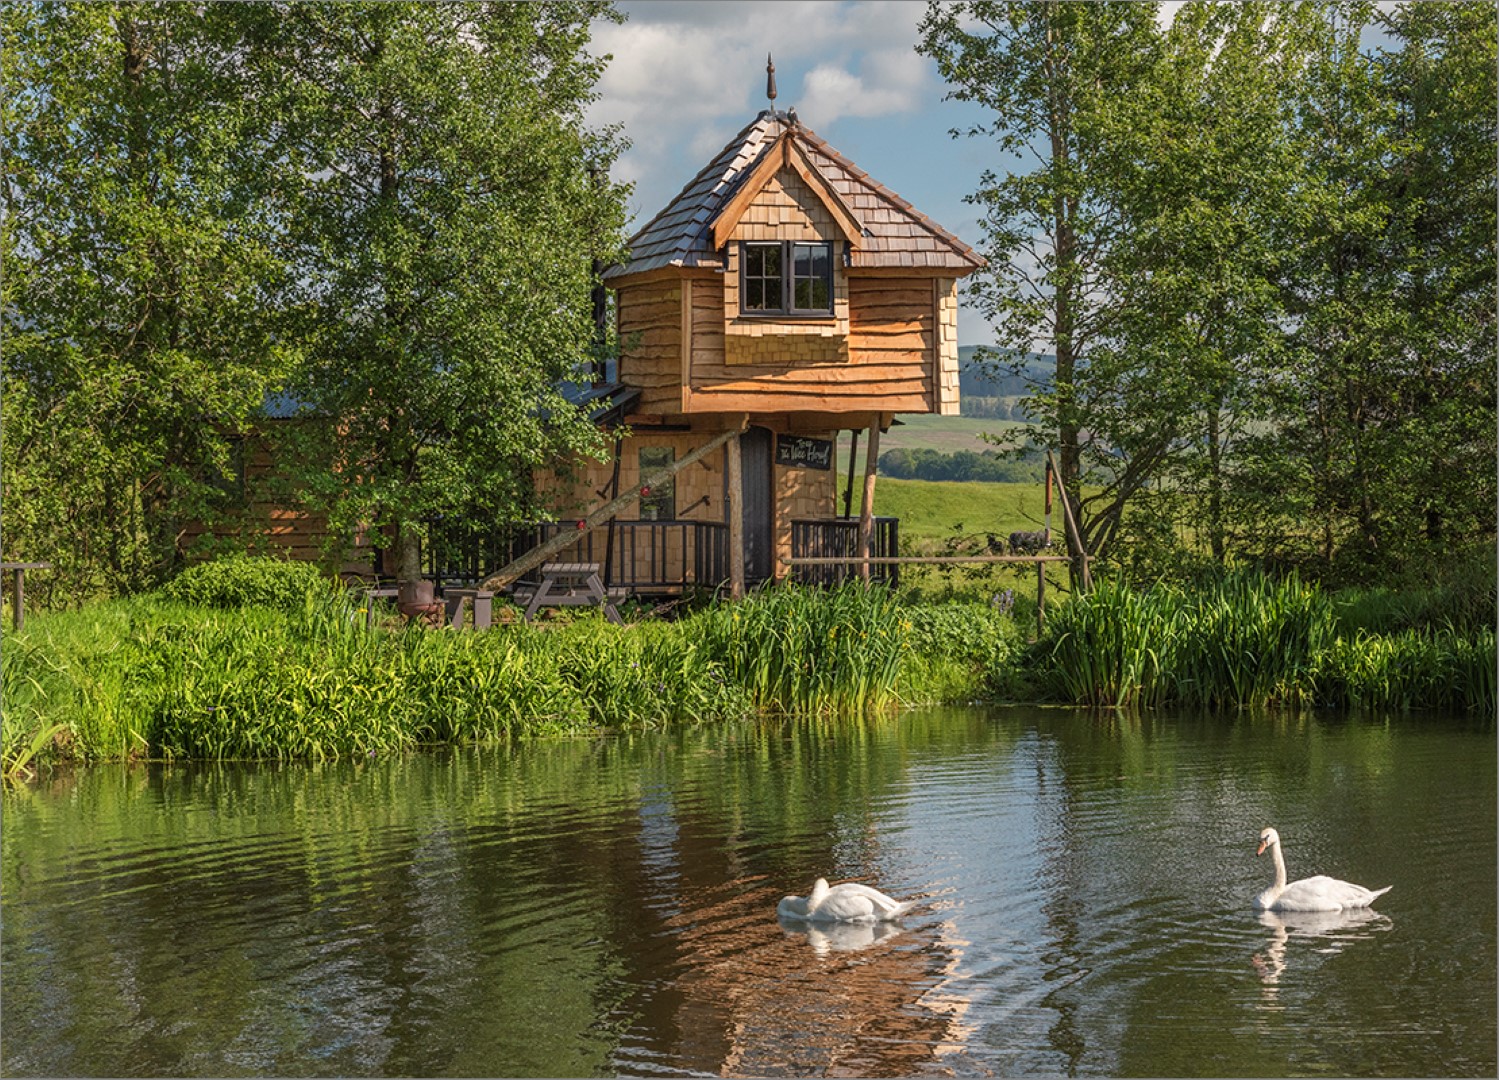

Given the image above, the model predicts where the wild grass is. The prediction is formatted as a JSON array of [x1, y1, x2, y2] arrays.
[[1033, 569, 1495, 714], [7, 562, 1488, 771], [694, 584, 908, 714]]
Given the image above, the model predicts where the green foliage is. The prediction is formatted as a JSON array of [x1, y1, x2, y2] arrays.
[[695, 585, 909, 715], [921, 1, 1496, 584], [1322, 628, 1497, 715], [1033, 569, 1493, 714], [899, 601, 1025, 702], [236, 2, 630, 581], [2, 3, 296, 599], [162, 556, 337, 614], [879, 447, 1044, 483]]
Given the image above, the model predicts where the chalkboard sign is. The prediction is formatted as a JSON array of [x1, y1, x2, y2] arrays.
[[775, 434, 833, 471]]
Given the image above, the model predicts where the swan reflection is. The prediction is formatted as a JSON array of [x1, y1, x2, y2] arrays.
[[778, 914, 904, 955], [1253, 906, 1392, 992]]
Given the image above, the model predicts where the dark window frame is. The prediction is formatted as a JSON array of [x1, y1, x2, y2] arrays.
[[738, 240, 834, 317]]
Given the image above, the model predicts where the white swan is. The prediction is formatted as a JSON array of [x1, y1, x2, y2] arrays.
[[1254, 827, 1391, 911], [776, 877, 916, 923]]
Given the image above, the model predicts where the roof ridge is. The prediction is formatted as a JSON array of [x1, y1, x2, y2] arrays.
[[622, 112, 778, 252], [794, 126, 981, 264]]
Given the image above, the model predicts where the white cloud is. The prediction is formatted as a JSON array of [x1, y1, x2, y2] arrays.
[[799, 47, 929, 125], [587, 0, 941, 223]]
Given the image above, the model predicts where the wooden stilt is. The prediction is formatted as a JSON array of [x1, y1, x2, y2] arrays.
[[1036, 560, 1046, 634], [727, 430, 745, 599], [602, 435, 622, 586], [858, 418, 882, 584], [843, 429, 859, 518]]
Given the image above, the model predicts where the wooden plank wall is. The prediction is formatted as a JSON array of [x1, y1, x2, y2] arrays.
[[616, 276, 683, 415], [177, 436, 377, 575], [682, 274, 935, 414]]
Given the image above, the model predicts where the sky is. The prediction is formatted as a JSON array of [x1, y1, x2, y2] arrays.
[[585, 0, 1034, 348]]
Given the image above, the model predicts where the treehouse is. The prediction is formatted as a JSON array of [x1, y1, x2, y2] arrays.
[[505, 100, 984, 600]]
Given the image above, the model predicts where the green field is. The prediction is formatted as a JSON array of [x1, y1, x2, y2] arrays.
[[833, 414, 1033, 472], [871, 478, 1053, 546]]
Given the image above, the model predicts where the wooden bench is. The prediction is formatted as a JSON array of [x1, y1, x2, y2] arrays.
[[443, 587, 494, 630], [523, 562, 622, 625]]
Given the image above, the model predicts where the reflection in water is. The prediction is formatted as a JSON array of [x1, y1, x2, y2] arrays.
[[1, 708, 1493, 1078], [650, 880, 970, 1078], [1253, 907, 1393, 997], [778, 914, 905, 954]]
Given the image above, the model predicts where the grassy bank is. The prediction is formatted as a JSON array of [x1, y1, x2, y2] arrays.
[[4, 559, 1490, 774], [1, 571, 1022, 771]]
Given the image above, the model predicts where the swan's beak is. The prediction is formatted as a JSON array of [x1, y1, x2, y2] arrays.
[[1256, 839, 1269, 856]]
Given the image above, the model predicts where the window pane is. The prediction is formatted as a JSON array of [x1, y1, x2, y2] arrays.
[[639, 447, 675, 521], [743, 243, 784, 312], [791, 242, 832, 311], [795, 275, 830, 310]]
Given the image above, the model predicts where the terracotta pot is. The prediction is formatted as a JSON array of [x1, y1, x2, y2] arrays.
[[397, 580, 439, 620]]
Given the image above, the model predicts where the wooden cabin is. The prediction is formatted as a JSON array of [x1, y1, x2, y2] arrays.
[[528, 106, 983, 597], [182, 105, 982, 600]]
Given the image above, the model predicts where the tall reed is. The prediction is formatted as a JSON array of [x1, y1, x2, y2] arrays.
[[693, 584, 908, 714], [1036, 577, 1174, 707], [1035, 569, 1493, 714]]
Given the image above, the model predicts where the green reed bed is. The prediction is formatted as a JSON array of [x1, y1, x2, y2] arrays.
[[693, 584, 909, 714], [3, 589, 757, 768], [1034, 570, 1495, 714], [6, 578, 1004, 768]]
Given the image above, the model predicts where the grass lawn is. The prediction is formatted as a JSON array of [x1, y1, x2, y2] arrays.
[[872, 478, 1054, 546]]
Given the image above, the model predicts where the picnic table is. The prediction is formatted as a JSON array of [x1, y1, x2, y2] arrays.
[[2, 561, 49, 631], [522, 562, 622, 625]]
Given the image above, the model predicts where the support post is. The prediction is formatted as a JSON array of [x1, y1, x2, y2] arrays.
[[1044, 455, 1053, 542], [602, 435, 622, 587], [1036, 560, 1045, 635], [842, 429, 859, 518], [12, 567, 24, 632], [857, 418, 882, 584], [726, 430, 745, 599], [1046, 450, 1093, 590]]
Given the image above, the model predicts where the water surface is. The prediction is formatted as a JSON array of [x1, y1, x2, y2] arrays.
[[3, 708, 1493, 1076]]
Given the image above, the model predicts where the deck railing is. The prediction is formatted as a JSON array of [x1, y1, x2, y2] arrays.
[[419, 519, 728, 594], [789, 517, 900, 587]]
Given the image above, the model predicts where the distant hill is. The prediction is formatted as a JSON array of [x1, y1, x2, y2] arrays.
[[957, 346, 1053, 398]]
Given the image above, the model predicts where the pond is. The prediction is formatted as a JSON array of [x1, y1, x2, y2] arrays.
[[2, 707, 1493, 1077]]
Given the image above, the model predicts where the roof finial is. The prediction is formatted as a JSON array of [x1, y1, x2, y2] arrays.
[[766, 53, 777, 103]]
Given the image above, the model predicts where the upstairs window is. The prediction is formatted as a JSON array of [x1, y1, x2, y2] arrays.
[[740, 240, 833, 316]]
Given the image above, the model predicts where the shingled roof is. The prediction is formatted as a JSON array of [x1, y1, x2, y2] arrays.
[[605, 110, 984, 281]]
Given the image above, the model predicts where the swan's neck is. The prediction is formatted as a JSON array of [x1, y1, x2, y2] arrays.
[[1269, 842, 1288, 893]]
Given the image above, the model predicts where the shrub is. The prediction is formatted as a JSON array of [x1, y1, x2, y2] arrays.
[[164, 556, 338, 614], [899, 600, 1024, 702]]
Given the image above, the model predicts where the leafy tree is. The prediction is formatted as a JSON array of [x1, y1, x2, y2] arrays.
[[918, 0, 1161, 532], [237, 2, 629, 595], [2, 3, 293, 598], [230, 2, 629, 600], [1244, 1, 1496, 580], [1101, 3, 1322, 566], [920, 1, 1307, 572]]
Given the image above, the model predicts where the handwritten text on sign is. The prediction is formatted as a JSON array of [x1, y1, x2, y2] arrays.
[[775, 435, 833, 471]]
